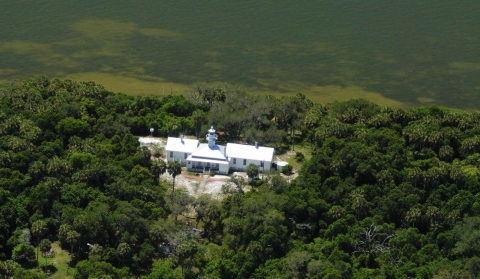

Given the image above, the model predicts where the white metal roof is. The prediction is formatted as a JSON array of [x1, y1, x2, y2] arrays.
[[191, 144, 228, 161], [186, 155, 229, 164], [226, 143, 275, 162], [165, 137, 199, 153]]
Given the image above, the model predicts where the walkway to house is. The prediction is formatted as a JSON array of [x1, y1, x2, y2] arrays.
[[195, 174, 209, 195], [160, 172, 251, 199]]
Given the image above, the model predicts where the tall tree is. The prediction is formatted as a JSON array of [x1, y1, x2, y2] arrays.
[[31, 220, 47, 264], [405, 207, 422, 228], [350, 189, 367, 220], [39, 239, 51, 273], [167, 160, 182, 193], [151, 159, 167, 183], [66, 230, 79, 273], [246, 163, 259, 184], [191, 109, 206, 139], [116, 242, 131, 267]]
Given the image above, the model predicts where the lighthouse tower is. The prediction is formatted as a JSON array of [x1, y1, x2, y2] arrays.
[[206, 126, 218, 147]]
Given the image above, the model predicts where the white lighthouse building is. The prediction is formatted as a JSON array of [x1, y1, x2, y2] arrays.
[[165, 126, 274, 175]]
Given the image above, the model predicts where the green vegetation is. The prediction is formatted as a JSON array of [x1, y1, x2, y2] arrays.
[[295, 151, 305, 163], [1, 77, 480, 278], [281, 164, 293, 176], [246, 163, 259, 184]]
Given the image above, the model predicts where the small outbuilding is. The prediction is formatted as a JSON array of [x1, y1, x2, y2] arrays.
[[276, 161, 289, 172]]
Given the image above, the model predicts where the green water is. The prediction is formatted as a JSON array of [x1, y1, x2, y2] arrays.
[[2, 1, 480, 108]]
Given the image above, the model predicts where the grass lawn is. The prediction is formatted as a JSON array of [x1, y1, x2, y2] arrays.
[[276, 143, 312, 173], [37, 241, 75, 278]]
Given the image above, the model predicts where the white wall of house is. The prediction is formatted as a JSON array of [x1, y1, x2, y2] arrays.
[[187, 160, 230, 174], [229, 158, 273, 172], [169, 152, 274, 171], [219, 164, 229, 174], [264, 156, 273, 171], [167, 151, 190, 165]]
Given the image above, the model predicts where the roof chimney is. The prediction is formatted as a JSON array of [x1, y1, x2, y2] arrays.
[[255, 142, 258, 148], [181, 135, 184, 143]]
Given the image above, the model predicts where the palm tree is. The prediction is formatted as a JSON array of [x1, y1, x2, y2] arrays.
[[167, 160, 182, 193], [7, 136, 28, 152], [66, 231, 80, 258], [350, 189, 367, 220], [141, 146, 151, 162], [151, 145, 165, 158], [116, 242, 131, 266], [425, 166, 446, 191], [39, 239, 52, 273], [151, 159, 167, 183], [67, 136, 83, 154], [191, 109, 206, 139], [426, 206, 440, 231], [19, 119, 41, 142], [460, 136, 480, 156], [28, 161, 44, 183], [82, 138, 96, 154], [439, 145, 455, 162], [0, 151, 12, 168], [31, 220, 48, 264], [328, 205, 346, 221], [73, 215, 86, 256], [427, 131, 443, 149], [66, 230, 80, 274], [43, 177, 63, 200], [447, 209, 460, 224], [246, 163, 259, 184], [407, 167, 424, 188], [405, 207, 422, 228], [367, 113, 392, 128], [46, 156, 70, 178], [450, 165, 465, 187], [177, 239, 198, 276], [330, 158, 346, 176], [58, 224, 72, 242], [376, 170, 394, 187], [89, 244, 103, 256]]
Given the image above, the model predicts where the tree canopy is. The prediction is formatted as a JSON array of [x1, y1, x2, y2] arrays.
[[0, 77, 480, 278]]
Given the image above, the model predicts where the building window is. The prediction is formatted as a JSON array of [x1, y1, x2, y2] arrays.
[[188, 161, 191, 164], [170, 151, 173, 158], [243, 159, 246, 165], [184, 153, 187, 159], [233, 158, 236, 164]]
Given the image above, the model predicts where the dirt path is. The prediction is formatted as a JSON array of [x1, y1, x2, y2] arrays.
[[195, 174, 209, 195], [161, 170, 298, 199], [161, 172, 235, 199]]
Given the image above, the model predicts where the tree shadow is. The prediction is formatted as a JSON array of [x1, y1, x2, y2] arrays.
[[16, 259, 38, 269], [41, 264, 58, 275]]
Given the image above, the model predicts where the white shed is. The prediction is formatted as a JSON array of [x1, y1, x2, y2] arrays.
[[276, 161, 289, 172]]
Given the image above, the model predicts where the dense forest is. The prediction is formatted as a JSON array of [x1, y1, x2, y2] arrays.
[[1, 77, 480, 278]]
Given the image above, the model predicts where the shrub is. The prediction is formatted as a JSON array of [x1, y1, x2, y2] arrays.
[[295, 152, 305, 162], [12, 243, 36, 263], [281, 164, 293, 175], [255, 179, 265, 187]]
